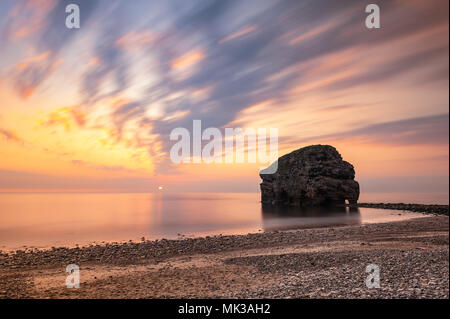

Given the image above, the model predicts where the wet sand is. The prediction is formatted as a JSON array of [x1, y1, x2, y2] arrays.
[[0, 206, 448, 299]]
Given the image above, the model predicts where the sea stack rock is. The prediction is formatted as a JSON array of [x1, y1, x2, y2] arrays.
[[260, 145, 359, 206]]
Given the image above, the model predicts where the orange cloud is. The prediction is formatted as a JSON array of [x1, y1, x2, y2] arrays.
[[42, 106, 87, 131], [87, 57, 100, 68], [115, 30, 155, 50], [19, 86, 36, 99], [171, 50, 205, 70]]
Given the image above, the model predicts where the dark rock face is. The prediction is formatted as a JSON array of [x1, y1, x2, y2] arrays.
[[260, 145, 359, 206]]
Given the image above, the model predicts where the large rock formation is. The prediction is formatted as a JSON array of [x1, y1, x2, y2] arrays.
[[260, 145, 359, 206]]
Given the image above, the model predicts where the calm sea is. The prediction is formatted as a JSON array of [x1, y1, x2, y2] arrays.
[[0, 192, 447, 251]]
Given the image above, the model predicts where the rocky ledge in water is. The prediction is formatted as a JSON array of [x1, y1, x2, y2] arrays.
[[357, 203, 449, 216], [260, 145, 359, 206]]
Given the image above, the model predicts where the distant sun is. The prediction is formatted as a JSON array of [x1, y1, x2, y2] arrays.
[[158, 186, 163, 191]]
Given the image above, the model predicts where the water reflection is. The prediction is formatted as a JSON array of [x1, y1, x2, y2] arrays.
[[0, 193, 425, 251], [261, 204, 361, 231]]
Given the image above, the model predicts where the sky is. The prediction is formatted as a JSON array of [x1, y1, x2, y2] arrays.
[[0, 0, 448, 194]]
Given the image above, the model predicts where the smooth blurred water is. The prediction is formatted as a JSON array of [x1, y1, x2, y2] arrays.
[[0, 192, 438, 251]]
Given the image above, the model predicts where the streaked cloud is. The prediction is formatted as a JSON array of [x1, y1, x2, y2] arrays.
[[2, 0, 56, 41], [115, 29, 156, 51], [219, 25, 257, 44], [10, 50, 60, 98], [283, 114, 449, 146]]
